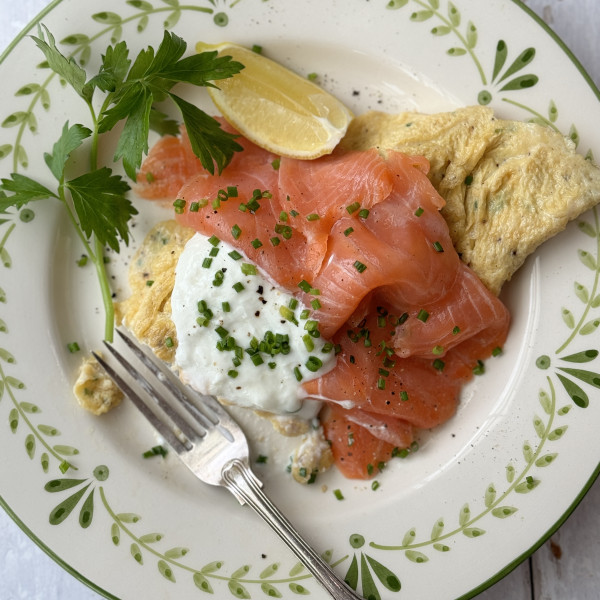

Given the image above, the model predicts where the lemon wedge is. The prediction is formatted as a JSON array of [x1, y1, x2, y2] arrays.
[[197, 42, 353, 159]]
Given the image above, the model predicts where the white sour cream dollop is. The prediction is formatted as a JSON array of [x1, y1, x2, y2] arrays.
[[171, 233, 336, 417]]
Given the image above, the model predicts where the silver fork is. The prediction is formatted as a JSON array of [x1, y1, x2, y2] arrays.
[[93, 329, 364, 600]]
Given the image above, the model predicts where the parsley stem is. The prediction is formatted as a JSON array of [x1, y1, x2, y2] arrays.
[[95, 236, 115, 342]]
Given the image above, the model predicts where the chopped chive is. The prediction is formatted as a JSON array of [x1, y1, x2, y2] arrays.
[[290, 209, 299, 217], [232, 282, 245, 293], [433, 358, 445, 371], [67, 342, 80, 353], [321, 342, 334, 353], [251, 238, 263, 249], [306, 356, 323, 372], [309, 287, 320, 296], [270, 236, 280, 246], [228, 369, 239, 378], [367, 463, 374, 475], [307, 72, 318, 81], [398, 312, 409, 325], [208, 235, 220, 247], [279, 210, 288, 222], [400, 390, 409, 401], [202, 257, 212, 268], [304, 320, 319, 333], [247, 198, 260, 212], [213, 270, 225, 286], [298, 280, 311, 293], [417, 309, 429, 323], [311, 298, 321, 310], [492, 346, 503, 357], [378, 368, 389, 377], [142, 445, 168, 458], [222, 301, 231, 312], [165, 336, 174, 348], [299, 309, 311, 320], [256, 455, 268, 465], [231, 224, 242, 240], [346, 202, 360, 214], [145, 280, 154, 287], [145, 171, 155, 183], [306, 213, 320, 221], [433, 241, 444, 252], [212, 197, 221, 209], [271, 158, 281, 170], [354, 260, 367, 273], [238, 203, 247, 212], [377, 377, 386, 390], [196, 315, 209, 327], [268, 361, 277, 369], [344, 227, 354, 236], [288, 298, 298, 309], [227, 185, 238, 198], [76, 254, 88, 267], [414, 206, 424, 217], [241, 263, 257, 275], [302, 334, 315, 352], [371, 480, 380, 491], [432, 345, 444, 355], [452, 325, 461, 335], [279, 305, 298, 324], [333, 489, 344, 500], [173, 198, 186, 214], [377, 316, 386, 328], [209, 247, 219, 257], [261, 190, 273, 199], [217, 189, 229, 202], [251, 353, 264, 366], [251, 44, 263, 54], [274, 224, 293, 239], [215, 325, 229, 339], [358, 208, 370, 219], [473, 360, 485, 375], [293, 366, 303, 381]]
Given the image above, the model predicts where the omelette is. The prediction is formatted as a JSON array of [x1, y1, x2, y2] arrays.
[[340, 106, 600, 295]]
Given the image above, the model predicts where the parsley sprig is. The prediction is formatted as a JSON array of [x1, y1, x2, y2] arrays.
[[0, 26, 244, 342]]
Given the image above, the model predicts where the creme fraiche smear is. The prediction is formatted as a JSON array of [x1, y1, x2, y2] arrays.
[[171, 233, 336, 416]]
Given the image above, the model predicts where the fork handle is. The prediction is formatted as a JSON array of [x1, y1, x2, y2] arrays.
[[221, 459, 364, 600]]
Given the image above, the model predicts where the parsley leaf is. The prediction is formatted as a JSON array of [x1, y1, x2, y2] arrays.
[[44, 122, 92, 181], [170, 93, 243, 175], [31, 25, 92, 102], [153, 49, 245, 87], [149, 107, 180, 137], [0, 174, 58, 210], [87, 41, 131, 93], [65, 168, 136, 252], [96, 30, 244, 178], [107, 83, 154, 179]]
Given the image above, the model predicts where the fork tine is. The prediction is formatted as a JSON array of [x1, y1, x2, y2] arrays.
[[116, 329, 217, 431], [101, 341, 204, 444], [92, 351, 188, 454]]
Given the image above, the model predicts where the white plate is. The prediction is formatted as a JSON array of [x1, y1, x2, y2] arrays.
[[1, 1, 600, 599]]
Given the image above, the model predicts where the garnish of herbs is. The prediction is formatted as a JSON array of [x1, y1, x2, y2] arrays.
[[0, 26, 244, 342]]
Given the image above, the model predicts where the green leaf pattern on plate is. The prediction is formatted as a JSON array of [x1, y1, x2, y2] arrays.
[[0, 1, 598, 599]]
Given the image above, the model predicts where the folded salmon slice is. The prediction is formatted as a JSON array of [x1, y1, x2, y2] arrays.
[[136, 127, 510, 479]]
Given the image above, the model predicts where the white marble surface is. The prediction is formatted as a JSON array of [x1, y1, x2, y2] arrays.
[[1, 1, 599, 599]]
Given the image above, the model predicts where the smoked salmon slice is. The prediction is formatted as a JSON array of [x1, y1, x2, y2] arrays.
[[136, 126, 511, 480]]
